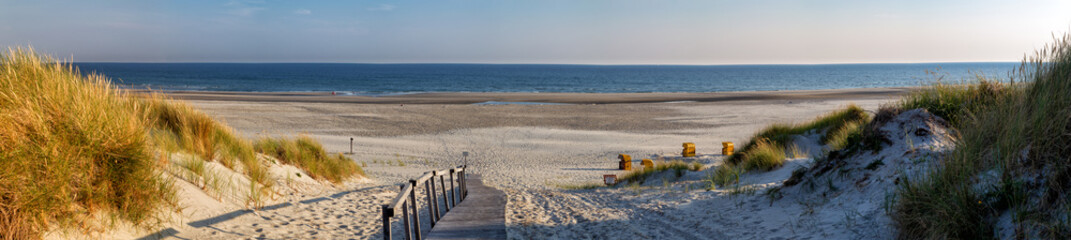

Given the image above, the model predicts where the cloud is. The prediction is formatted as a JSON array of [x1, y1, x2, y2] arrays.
[[224, 0, 266, 17], [295, 9, 312, 15], [367, 4, 396, 11]]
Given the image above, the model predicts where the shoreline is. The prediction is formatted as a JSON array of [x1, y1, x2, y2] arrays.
[[135, 87, 913, 105]]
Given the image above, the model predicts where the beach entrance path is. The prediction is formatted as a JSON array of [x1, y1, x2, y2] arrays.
[[426, 175, 507, 240]]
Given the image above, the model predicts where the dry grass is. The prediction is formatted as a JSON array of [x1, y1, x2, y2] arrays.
[[0, 48, 365, 239], [254, 135, 364, 184], [0, 48, 174, 239]]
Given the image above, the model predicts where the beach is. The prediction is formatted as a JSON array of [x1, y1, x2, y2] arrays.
[[155, 87, 906, 239]]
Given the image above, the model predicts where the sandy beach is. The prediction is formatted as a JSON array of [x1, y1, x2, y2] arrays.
[[150, 87, 907, 239]]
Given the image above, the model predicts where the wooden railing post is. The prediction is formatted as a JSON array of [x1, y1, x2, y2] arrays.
[[408, 180, 421, 240], [400, 184, 412, 240], [449, 169, 457, 206], [440, 174, 450, 211], [379, 167, 473, 239], [381, 204, 392, 240], [461, 167, 467, 199], [429, 171, 440, 222], [425, 176, 436, 226]]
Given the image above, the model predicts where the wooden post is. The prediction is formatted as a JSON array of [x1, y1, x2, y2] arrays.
[[381, 204, 392, 240], [449, 169, 457, 206], [350, 137, 354, 154], [459, 167, 467, 199], [409, 180, 421, 240], [425, 177, 437, 226], [440, 175, 450, 211], [400, 184, 412, 240]]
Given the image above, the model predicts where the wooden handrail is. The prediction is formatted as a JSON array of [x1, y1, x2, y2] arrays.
[[388, 183, 413, 212], [381, 165, 467, 240]]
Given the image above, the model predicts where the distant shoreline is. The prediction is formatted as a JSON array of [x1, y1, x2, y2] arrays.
[[134, 87, 914, 105]]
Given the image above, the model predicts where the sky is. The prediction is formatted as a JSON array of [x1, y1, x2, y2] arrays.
[[1, 0, 1070, 64]]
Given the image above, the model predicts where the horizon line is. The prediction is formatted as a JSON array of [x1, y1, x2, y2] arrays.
[[70, 60, 1021, 66]]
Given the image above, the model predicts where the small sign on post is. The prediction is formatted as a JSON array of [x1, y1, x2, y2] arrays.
[[603, 174, 617, 185], [349, 137, 354, 154]]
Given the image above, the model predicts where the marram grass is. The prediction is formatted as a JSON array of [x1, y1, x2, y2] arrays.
[[0, 48, 365, 239], [893, 33, 1071, 239], [255, 135, 364, 184], [0, 48, 174, 239]]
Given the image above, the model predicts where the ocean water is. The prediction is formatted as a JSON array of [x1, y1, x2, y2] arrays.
[[72, 62, 1018, 93]]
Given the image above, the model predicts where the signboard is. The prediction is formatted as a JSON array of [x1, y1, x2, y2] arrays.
[[603, 174, 617, 185]]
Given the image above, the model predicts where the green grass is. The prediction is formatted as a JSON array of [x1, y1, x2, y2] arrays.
[[891, 34, 1071, 238], [740, 138, 787, 171], [727, 105, 869, 167], [0, 48, 175, 239], [254, 135, 364, 184], [709, 164, 744, 188], [899, 75, 1011, 127]]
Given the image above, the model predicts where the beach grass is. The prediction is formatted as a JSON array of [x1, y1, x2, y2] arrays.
[[254, 135, 364, 184], [727, 105, 868, 167], [617, 160, 699, 185], [715, 105, 870, 187], [892, 34, 1071, 238], [0, 48, 365, 239], [0, 47, 175, 239]]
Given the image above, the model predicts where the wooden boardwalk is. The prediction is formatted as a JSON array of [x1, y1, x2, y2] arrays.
[[425, 175, 507, 240]]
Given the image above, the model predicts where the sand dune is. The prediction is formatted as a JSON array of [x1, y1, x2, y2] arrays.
[[136, 88, 903, 239]]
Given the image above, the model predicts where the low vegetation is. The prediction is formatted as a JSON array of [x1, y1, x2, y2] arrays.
[[727, 105, 869, 167], [0, 48, 364, 239], [617, 160, 703, 185], [0, 48, 174, 239], [712, 105, 870, 187], [892, 34, 1071, 239], [255, 135, 364, 184]]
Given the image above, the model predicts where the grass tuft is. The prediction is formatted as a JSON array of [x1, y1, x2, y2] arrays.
[[254, 135, 365, 184], [0, 47, 175, 238], [618, 160, 699, 185], [740, 138, 787, 171], [727, 105, 869, 168]]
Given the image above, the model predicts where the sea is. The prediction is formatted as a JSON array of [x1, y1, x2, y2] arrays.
[[72, 62, 1019, 94]]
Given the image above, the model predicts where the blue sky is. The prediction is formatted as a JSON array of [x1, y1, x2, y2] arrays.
[[1, 0, 1069, 64]]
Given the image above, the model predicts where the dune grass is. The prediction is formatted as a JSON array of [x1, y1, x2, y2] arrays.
[[254, 135, 364, 184], [727, 105, 869, 167], [617, 160, 702, 185], [892, 34, 1071, 238], [740, 138, 787, 171], [139, 95, 275, 193], [0, 48, 367, 239], [0, 48, 175, 239]]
